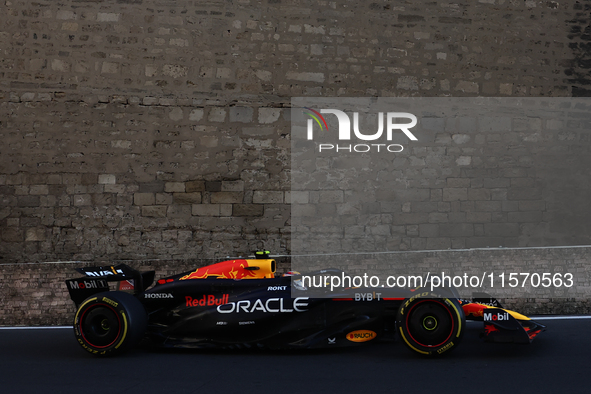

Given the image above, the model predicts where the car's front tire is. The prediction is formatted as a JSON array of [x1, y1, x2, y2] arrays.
[[74, 291, 147, 356], [397, 291, 465, 356]]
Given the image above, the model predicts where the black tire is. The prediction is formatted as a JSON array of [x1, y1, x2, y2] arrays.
[[397, 291, 465, 356], [73, 291, 147, 356]]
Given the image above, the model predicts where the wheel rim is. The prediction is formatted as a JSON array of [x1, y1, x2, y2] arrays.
[[79, 304, 121, 349], [406, 300, 454, 347], [422, 315, 438, 331]]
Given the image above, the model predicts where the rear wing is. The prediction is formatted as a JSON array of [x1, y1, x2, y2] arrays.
[[65, 264, 155, 307]]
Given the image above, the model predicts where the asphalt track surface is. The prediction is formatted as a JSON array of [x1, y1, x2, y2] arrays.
[[0, 318, 588, 394]]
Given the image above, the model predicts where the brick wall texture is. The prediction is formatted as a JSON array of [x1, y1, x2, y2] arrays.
[[2, 0, 591, 323]]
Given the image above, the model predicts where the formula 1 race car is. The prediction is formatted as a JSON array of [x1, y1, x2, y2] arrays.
[[65, 252, 545, 357]]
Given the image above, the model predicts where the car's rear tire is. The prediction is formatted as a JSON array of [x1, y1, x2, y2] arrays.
[[397, 291, 465, 356], [74, 291, 147, 356]]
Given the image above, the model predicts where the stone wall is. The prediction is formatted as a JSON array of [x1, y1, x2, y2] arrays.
[[2, 0, 591, 322], [0, 97, 292, 262], [290, 97, 591, 256], [2, 0, 590, 263]]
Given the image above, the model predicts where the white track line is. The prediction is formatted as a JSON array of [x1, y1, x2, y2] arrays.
[[3, 244, 591, 265], [530, 316, 591, 321], [0, 326, 71, 330]]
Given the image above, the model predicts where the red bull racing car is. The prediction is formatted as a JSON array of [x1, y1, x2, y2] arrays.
[[65, 252, 545, 357]]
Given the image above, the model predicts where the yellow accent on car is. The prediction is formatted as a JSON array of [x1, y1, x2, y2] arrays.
[[505, 309, 531, 321], [244, 259, 276, 278]]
